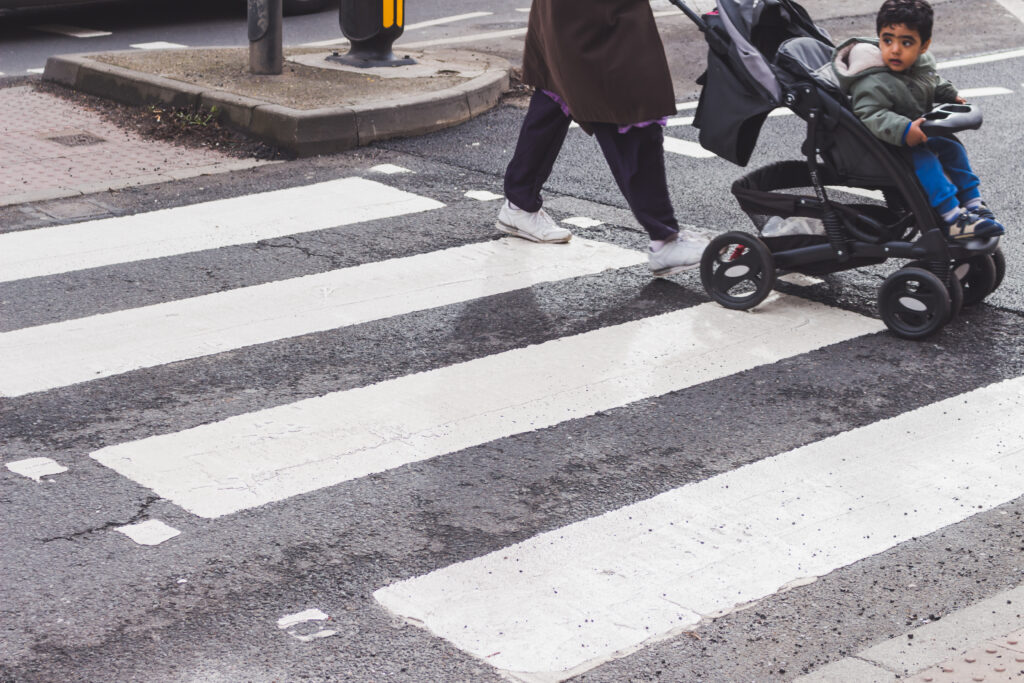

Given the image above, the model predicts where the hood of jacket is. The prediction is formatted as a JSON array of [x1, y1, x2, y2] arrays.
[[831, 37, 938, 91]]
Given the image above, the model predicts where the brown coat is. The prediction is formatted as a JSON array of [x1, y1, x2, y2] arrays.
[[521, 0, 677, 131]]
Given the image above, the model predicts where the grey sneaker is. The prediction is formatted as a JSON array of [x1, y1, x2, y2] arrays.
[[648, 232, 709, 277], [496, 202, 572, 243]]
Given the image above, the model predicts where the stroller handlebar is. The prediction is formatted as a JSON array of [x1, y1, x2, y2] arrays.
[[919, 102, 983, 136], [668, 0, 708, 32]]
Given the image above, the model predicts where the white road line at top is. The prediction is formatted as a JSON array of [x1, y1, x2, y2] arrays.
[[31, 24, 112, 38], [958, 86, 1014, 98], [375, 375, 1024, 681], [938, 47, 1024, 69], [404, 11, 493, 31], [665, 107, 790, 129], [130, 41, 187, 50], [26, 68, 44, 74], [663, 136, 717, 158], [400, 28, 527, 50], [0, 238, 645, 397], [0, 178, 443, 284], [300, 12, 494, 47], [91, 294, 883, 519]]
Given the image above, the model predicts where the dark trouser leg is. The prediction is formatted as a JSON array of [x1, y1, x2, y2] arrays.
[[592, 122, 680, 241], [503, 91, 572, 213]]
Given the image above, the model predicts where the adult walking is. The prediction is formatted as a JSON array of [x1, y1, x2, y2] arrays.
[[497, 0, 709, 276]]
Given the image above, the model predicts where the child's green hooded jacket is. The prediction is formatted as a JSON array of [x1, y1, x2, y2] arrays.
[[831, 37, 959, 146]]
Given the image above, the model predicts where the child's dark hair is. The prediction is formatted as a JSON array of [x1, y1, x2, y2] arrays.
[[877, 0, 934, 43]]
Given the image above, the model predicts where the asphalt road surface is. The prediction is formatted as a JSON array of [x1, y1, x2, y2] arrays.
[[2, 1, 1024, 682]]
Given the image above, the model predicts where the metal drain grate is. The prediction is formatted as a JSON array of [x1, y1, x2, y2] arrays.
[[45, 132, 106, 147]]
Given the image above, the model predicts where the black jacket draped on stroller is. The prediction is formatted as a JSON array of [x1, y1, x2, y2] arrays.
[[673, 0, 1004, 339]]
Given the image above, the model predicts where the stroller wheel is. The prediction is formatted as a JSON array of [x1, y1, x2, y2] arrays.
[[993, 247, 1006, 292], [700, 231, 775, 310], [952, 254, 998, 307], [948, 271, 964, 321], [878, 267, 952, 339]]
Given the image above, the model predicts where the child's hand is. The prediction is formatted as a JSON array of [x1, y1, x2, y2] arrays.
[[955, 96, 967, 104], [906, 118, 928, 146]]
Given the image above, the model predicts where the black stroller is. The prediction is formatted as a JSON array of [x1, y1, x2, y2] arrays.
[[671, 0, 1005, 339]]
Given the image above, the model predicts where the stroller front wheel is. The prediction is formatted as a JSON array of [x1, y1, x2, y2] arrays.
[[878, 267, 952, 339], [700, 231, 776, 310]]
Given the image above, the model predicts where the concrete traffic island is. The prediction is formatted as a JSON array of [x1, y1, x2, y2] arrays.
[[42, 47, 511, 157]]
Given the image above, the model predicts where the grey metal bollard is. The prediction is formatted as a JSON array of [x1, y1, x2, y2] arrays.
[[249, 0, 283, 75], [328, 0, 416, 68]]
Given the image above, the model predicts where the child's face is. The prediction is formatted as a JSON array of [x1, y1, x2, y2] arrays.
[[879, 23, 930, 72]]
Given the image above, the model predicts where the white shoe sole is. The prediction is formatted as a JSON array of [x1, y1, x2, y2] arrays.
[[650, 261, 700, 278], [496, 220, 572, 244]]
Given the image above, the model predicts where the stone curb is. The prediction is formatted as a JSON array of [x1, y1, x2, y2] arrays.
[[42, 50, 511, 157], [796, 583, 1024, 682]]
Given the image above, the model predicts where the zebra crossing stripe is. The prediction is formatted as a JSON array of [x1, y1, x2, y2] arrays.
[[91, 294, 883, 519], [0, 238, 645, 397], [374, 375, 1024, 681], [662, 136, 717, 158], [0, 178, 443, 284]]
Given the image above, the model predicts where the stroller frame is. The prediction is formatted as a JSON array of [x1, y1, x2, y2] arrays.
[[671, 0, 1004, 339]]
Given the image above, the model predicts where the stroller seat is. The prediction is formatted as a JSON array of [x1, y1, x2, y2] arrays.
[[774, 36, 843, 99]]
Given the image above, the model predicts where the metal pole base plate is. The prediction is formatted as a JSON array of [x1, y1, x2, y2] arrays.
[[326, 51, 416, 68]]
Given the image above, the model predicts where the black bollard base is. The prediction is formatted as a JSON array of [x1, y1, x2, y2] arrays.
[[327, 46, 416, 68]]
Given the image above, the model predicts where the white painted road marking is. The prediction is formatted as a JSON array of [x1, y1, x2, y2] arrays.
[[400, 28, 528, 50], [828, 185, 886, 201], [404, 11, 494, 31], [958, 86, 1014, 98], [369, 164, 412, 174], [662, 136, 718, 158], [375, 376, 1024, 681], [301, 11, 494, 47], [0, 178, 443, 284], [130, 42, 187, 50], [277, 609, 337, 642], [939, 47, 1024, 69], [115, 519, 181, 546], [562, 217, 603, 228], [0, 238, 645, 397], [91, 294, 883, 519], [31, 24, 112, 38], [6, 457, 67, 481], [464, 190, 503, 201]]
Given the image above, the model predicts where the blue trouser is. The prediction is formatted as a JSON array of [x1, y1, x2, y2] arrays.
[[910, 137, 981, 217]]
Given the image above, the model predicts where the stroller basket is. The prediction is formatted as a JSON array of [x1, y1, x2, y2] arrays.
[[732, 161, 906, 275]]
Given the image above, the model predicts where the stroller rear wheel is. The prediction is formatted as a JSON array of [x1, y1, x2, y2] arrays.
[[992, 246, 1006, 292], [878, 267, 952, 339], [952, 254, 998, 307], [700, 232, 775, 310]]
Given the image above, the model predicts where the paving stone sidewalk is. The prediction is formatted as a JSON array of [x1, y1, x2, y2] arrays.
[[0, 85, 270, 208]]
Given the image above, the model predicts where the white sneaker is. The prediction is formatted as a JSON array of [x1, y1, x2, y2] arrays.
[[496, 201, 572, 244], [648, 232, 709, 277]]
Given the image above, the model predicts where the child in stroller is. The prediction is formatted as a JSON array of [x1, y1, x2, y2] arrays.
[[669, 0, 1005, 339], [832, 0, 1005, 242]]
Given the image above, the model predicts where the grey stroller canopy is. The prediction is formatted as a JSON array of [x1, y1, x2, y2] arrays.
[[691, 0, 832, 165]]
